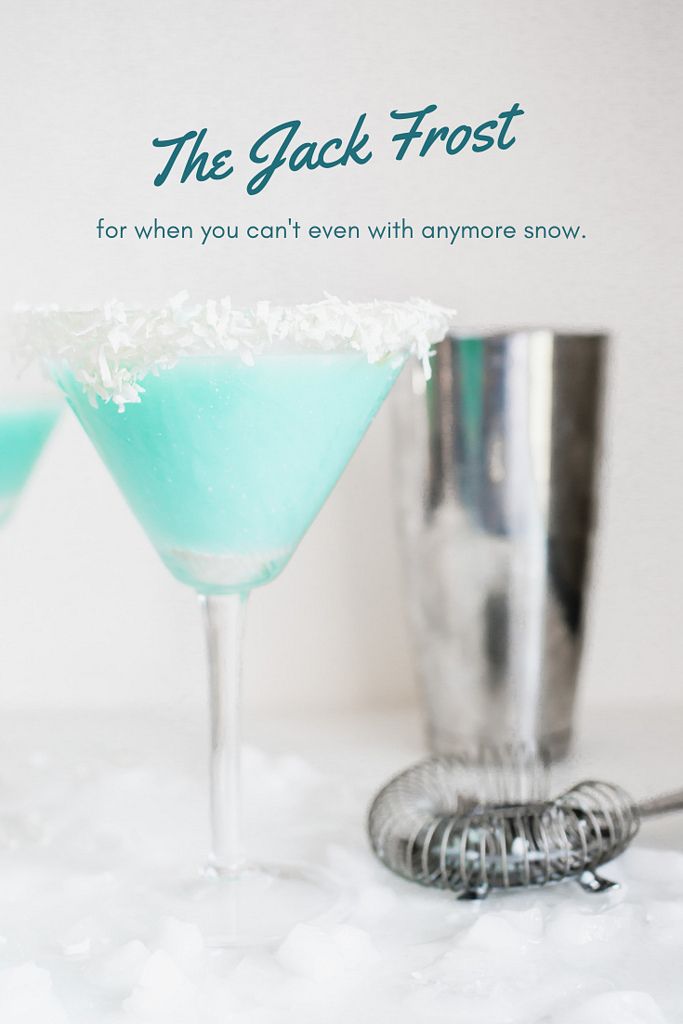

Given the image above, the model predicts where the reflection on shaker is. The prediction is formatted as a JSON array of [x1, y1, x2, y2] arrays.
[[394, 330, 608, 761]]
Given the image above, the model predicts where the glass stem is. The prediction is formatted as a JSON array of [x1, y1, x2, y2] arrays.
[[200, 591, 248, 877]]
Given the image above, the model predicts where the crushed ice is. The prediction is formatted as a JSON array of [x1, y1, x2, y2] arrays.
[[0, 713, 681, 1023]]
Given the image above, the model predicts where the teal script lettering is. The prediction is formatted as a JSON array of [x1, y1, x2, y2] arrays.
[[390, 102, 525, 159], [150, 104, 525, 192], [152, 128, 234, 186], [247, 114, 372, 196]]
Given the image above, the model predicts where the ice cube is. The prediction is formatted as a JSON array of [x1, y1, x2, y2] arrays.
[[0, 964, 68, 1024], [552, 990, 669, 1024], [95, 939, 150, 995], [157, 917, 204, 972], [123, 950, 198, 1023]]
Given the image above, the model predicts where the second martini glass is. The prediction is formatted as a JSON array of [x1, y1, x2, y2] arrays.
[[0, 400, 59, 526], [0, 342, 60, 527], [30, 296, 452, 946]]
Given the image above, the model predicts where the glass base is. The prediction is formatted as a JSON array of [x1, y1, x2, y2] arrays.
[[175, 861, 344, 948], [161, 545, 291, 593]]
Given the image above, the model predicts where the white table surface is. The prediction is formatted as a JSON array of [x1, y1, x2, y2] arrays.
[[0, 703, 681, 1023]]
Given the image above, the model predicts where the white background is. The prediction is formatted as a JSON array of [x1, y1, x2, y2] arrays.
[[0, 0, 682, 722]]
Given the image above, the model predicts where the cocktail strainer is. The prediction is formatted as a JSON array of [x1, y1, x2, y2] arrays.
[[368, 752, 683, 898]]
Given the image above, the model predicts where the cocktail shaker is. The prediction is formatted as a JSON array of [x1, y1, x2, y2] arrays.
[[394, 330, 608, 760]]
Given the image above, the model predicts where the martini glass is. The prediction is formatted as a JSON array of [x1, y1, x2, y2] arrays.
[[0, 344, 60, 527], [31, 298, 451, 946]]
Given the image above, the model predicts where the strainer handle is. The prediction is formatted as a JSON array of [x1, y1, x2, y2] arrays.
[[635, 789, 683, 819]]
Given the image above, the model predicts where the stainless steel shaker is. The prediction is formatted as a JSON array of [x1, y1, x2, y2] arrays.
[[394, 331, 608, 760]]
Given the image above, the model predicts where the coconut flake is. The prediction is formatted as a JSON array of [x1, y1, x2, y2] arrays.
[[17, 295, 455, 408]]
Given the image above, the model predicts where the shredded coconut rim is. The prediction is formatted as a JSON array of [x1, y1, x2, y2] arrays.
[[18, 293, 455, 409]]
